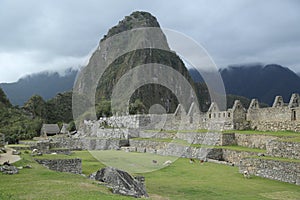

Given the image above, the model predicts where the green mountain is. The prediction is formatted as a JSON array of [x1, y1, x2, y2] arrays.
[[0, 69, 77, 106], [0, 88, 42, 143], [0, 87, 76, 143], [92, 11, 198, 114]]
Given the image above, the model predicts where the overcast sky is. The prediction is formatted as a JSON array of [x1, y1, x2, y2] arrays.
[[0, 0, 299, 83]]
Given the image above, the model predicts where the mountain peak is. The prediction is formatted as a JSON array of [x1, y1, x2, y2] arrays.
[[101, 11, 160, 41]]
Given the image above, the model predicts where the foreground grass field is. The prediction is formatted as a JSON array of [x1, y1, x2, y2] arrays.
[[0, 151, 299, 200]]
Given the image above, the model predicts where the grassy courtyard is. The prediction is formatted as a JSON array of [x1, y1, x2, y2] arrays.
[[0, 150, 299, 200]]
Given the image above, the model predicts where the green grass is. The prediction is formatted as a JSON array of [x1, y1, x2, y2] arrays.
[[73, 151, 106, 175], [131, 138, 266, 153], [7, 144, 30, 148], [131, 137, 173, 143], [279, 136, 300, 143], [219, 145, 266, 153], [224, 130, 300, 137], [19, 140, 37, 143], [250, 156, 300, 163], [0, 152, 133, 200], [143, 158, 300, 200], [0, 150, 299, 200], [145, 129, 214, 133], [34, 153, 78, 160], [89, 150, 177, 173]]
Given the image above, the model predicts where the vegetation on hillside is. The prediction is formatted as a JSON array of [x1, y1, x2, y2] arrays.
[[0, 88, 75, 143], [0, 88, 42, 143]]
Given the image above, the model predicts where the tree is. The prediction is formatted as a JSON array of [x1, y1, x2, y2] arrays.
[[129, 99, 146, 114], [96, 99, 112, 118], [23, 95, 46, 119]]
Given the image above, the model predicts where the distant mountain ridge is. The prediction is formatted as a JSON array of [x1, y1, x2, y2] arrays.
[[0, 69, 78, 106], [189, 63, 300, 105]]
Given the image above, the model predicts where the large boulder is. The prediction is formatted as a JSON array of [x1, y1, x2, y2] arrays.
[[94, 167, 148, 198], [0, 165, 19, 175]]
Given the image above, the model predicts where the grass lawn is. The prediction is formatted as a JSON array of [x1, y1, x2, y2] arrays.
[[223, 130, 300, 137], [89, 150, 177, 173], [0, 152, 132, 200], [143, 158, 300, 200], [0, 151, 299, 200]]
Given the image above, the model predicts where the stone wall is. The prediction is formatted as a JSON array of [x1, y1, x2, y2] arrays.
[[132, 132, 277, 150], [234, 134, 277, 149], [98, 115, 151, 129], [267, 140, 300, 159], [222, 149, 257, 166], [176, 132, 277, 149], [239, 157, 300, 185], [176, 132, 223, 146], [35, 158, 82, 174], [50, 137, 128, 151], [137, 130, 176, 139], [129, 139, 223, 160], [247, 107, 292, 122], [80, 121, 129, 139], [249, 121, 300, 132], [33, 137, 128, 152], [220, 133, 237, 146]]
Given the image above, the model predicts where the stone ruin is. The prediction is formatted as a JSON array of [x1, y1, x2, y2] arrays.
[[91, 93, 300, 132], [26, 93, 299, 187], [92, 167, 148, 198]]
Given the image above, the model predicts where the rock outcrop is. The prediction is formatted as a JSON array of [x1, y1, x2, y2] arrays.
[[0, 165, 19, 175], [94, 167, 148, 198]]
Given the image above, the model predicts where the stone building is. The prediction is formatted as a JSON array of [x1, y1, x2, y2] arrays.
[[60, 123, 69, 134], [41, 124, 60, 137], [206, 100, 247, 130], [80, 93, 300, 133], [247, 93, 300, 131]]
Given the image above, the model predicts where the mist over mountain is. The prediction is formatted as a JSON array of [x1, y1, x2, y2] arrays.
[[0, 69, 78, 106], [189, 63, 300, 105]]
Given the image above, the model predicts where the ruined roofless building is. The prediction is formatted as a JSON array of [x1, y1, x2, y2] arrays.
[[206, 93, 300, 131], [246, 93, 300, 131], [41, 124, 60, 137], [82, 93, 300, 133]]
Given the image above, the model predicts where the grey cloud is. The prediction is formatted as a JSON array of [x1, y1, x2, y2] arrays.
[[0, 0, 299, 82]]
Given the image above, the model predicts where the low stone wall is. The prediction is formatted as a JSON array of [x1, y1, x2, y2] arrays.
[[137, 131, 176, 139], [267, 140, 300, 159], [221, 133, 237, 146], [234, 134, 277, 149], [222, 149, 258, 166], [129, 139, 223, 160], [49, 148, 72, 155], [239, 158, 300, 185], [80, 121, 129, 139], [50, 137, 128, 151], [35, 158, 82, 174], [176, 132, 223, 146], [98, 115, 151, 129]]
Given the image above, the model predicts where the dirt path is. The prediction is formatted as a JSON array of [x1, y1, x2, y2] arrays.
[[0, 147, 21, 165]]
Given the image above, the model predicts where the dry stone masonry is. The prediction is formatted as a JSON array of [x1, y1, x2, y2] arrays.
[[240, 157, 300, 185], [30, 93, 300, 186], [81, 93, 300, 134], [35, 158, 82, 174]]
